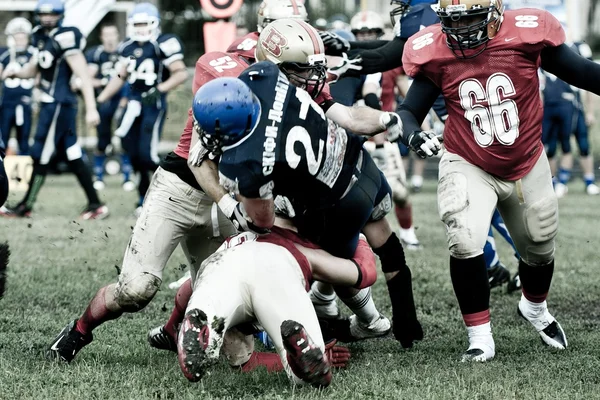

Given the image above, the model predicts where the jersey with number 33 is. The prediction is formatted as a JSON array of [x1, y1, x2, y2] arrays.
[[218, 61, 364, 210], [402, 9, 565, 180], [118, 33, 184, 101]]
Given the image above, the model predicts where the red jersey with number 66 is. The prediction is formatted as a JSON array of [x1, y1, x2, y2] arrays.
[[173, 51, 250, 159], [402, 9, 565, 180]]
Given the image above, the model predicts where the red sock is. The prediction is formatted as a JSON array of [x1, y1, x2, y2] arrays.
[[75, 286, 123, 336], [241, 351, 283, 373], [395, 204, 413, 229], [163, 278, 193, 338], [463, 310, 491, 327]]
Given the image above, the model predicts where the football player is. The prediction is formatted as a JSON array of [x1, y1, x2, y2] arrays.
[[178, 220, 374, 386], [0, 17, 36, 155], [193, 63, 423, 349], [96, 3, 188, 214], [0, 0, 107, 219], [395, 0, 600, 361], [83, 23, 129, 191]]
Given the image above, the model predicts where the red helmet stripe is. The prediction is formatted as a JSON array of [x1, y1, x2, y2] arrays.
[[452, 0, 460, 4], [296, 20, 322, 54], [289, 0, 300, 15]]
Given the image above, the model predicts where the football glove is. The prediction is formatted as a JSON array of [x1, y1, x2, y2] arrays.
[[141, 87, 162, 105], [379, 112, 403, 143], [327, 53, 362, 83], [406, 130, 442, 158], [324, 339, 351, 369], [318, 30, 351, 56], [218, 195, 270, 235]]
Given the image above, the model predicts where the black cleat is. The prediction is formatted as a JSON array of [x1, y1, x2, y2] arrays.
[[488, 263, 511, 289], [148, 325, 177, 353], [46, 319, 93, 362], [507, 272, 521, 294]]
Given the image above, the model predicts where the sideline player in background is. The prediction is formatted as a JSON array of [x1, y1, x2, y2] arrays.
[[0, 17, 36, 155], [83, 23, 131, 191], [0, 0, 107, 219], [396, 0, 600, 361], [96, 3, 188, 215]]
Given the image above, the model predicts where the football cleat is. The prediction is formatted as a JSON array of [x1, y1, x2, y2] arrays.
[[488, 263, 510, 289], [80, 204, 109, 220], [46, 319, 93, 363], [461, 345, 495, 362], [280, 319, 332, 388], [518, 299, 568, 350], [586, 183, 600, 195], [122, 180, 136, 192], [148, 325, 177, 353], [554, 182, 568, 198], [507, 272, 521, 294], [399, 227, 422, 250], [0, 203, 32, 218], [177, 309, 215, 382], [93, 180, 106, 191], [349, 314, 391, 340]]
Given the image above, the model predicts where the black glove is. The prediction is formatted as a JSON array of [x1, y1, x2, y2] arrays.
[[318, 30, 351, 56], [406, 130, 442, 159], [141, 87, 162, 106]]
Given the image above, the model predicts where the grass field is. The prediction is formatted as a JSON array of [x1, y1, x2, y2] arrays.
[[1, 175, 600, 400]]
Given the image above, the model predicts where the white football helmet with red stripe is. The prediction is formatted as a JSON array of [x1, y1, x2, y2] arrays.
[[255, 19, 327, 99], [350, 10, 384, 39], [257, 0, 309, 32]]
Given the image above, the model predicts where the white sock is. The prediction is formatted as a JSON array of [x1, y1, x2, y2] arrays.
[[339, 288, 379, 325], [466, 322, 494, 351], [519, 295, 546, 317]]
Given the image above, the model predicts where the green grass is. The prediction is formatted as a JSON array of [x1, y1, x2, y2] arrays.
[[1, 175, 599, 400]]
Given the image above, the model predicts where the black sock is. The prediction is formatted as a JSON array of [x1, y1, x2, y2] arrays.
[[449, 255, 490, 316], [22, 163, 48, 209], [138, 169, 151, 201], [373, 233, 407, 274], [68, 158, 101, 206], [519, 259, 554, 303]]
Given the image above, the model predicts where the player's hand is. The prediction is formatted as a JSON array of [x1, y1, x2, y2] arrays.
[[1, 63, 19, 80], [85, 108, 100, 127], [380, 112, 403, 143], [324, 339, 351, 369], [406, 130, 441, 158], [141, 87, 162, 106], [319, 30, 351, 56], [218, 195, 270, 235], [273, 195, 296, 218], [327, 53, 362, 83]]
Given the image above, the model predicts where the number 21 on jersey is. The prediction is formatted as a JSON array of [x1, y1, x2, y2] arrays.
[[459, 73, 520, 147]]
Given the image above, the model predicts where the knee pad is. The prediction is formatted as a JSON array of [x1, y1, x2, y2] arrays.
[[524, 196, 558, 243], [438, 172, 483, 259], [115, 273, 161, 311]]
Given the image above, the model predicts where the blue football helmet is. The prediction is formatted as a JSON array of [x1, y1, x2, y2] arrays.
[[35, 0, 65, 28], [127, 3, 160, 42], [389, 0, 436, 25], [192, 77, 261, 153], [330, 29, 356, 43]]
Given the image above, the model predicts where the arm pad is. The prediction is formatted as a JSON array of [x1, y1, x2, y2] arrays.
[[346, 37, 407, 76], [353, 237, 377, 289]]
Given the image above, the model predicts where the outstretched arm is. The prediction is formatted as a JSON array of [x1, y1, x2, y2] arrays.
[[541, 44, 600, 96]]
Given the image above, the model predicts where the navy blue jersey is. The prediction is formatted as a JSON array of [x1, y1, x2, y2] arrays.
[[31, 25, 86, 104], [218, 62, 365, 210], [395, 3, 439, 40], [85, 45, 120, 91], [542, 72, 575, 106], [0, 46, 36, 105], [118, 33, 184, 101]]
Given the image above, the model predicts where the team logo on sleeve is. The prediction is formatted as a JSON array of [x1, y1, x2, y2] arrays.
[[260, 27, 288, 57]]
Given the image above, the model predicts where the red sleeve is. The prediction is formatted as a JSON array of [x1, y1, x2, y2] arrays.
[[401, 25, 440, 78], [502, 9, 565, 48], [226, 31, 259, 61], [542, 10, 566, 47], [193, 51, 249, 93]]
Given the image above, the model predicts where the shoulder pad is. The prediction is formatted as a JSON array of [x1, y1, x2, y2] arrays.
[[53, 26, 83, 51], [502, 9, 565, 47], [158, 33, 183, 58], [227, 32, 259, 60], [401, 24, 442, 78]]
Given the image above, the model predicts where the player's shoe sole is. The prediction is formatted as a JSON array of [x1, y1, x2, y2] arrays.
[[177, 309, 219, 382], [281, 319, 332, 388], [461, 345, 495, 362], [80, 205, 110, 220], [148, 325, 177, 353], [349, 314, 391, 340], [46, 319, 93, 363], [517, 302, 568, 349], [0, 205, 31, 218]]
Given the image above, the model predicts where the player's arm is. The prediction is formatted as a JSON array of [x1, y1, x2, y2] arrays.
[[397, 74, 442, 157], [240, 196, 275, 230], [156, 60, 188, 93], [325, 103, 390, 135], [541, 44, 600, 96], [66, 52, 99, 126], [87, 64, 105, 88], [2, 58, 38, 79], [97, 63, 127, 103]]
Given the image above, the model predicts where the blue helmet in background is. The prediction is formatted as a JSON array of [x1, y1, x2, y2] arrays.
[[35, 0, 65, 28], [330, 29, 356, 42], [192, 77, 261, 153], [389, 0, 436, 25], [127, 2, 160, 42]]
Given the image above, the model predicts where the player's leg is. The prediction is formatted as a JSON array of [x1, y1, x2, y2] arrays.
[[58, 104, 107, 219], [496, 151, 567, 349], [0, 154, 8, 207], [250, 246, 331, 387], [483, 227, 511, 289], [0, 105, 15, 154], [555, 103, 575, 198], [135, 106, 163, 212], [542, 106, 559, 182], [93, 99, 119, 189], [438, 151, 498, 362], [16, 103, 32, 155], [573, 109, 599, 194], [46, 168, 197, 362]]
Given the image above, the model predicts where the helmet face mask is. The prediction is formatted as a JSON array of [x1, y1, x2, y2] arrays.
[[389, 0, 411, 26], [280, 60, 327, 99], [351, 11, 384, 41], [35, 0, 64, 29], [437, 0, 504, 59]]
